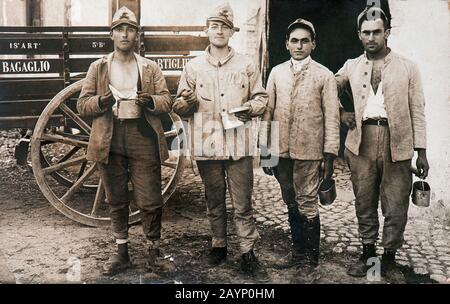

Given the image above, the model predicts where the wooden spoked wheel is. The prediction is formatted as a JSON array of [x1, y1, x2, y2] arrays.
[[30, 80, 186, 227]]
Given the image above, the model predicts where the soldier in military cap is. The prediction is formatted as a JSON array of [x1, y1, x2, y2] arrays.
[[336, 6, 429, 282], [173, 3, 269, 281], [259, 18, 340, 281], [77, 6, 173, 275]]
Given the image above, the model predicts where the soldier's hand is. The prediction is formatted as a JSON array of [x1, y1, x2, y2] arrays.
[[263, 166, 274, 176], [341, 111, 356, 129], [260, 145, 274, 176], [234, 102, 252, 122], [415, 149, 429, 179], [99, 91, 115, 109], [136, 91, 155, 108], [181, 89, 196, 105], [235, 112, 252, 122]]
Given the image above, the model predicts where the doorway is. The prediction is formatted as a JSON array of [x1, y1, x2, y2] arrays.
[[267, 0, 390, 74]]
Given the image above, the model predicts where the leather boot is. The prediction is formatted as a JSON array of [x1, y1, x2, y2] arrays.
[[347, 243, 377, 277], [292, 215, 321, 283], [288, 208, 304, 250], [288, 207, 305, 253], [206, 247, 227, 266], [274, 209, 308, 269], [295, 215, 321, 284], [240, 250, 270, 282], [103, 243, 131, 276], [304, 215, 321, 267], [147, 248, 176, 273], [381, 249, 405, 283]]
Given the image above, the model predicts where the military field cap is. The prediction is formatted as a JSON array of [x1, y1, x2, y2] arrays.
[[207, 3, 240, 32], [111, 6, 138, 30], [357, 6, 391, 29], [287, 18, 316, 39]]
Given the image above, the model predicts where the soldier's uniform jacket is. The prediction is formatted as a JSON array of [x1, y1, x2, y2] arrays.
[[259, 59, 340, 160], [335, 50, 427, 162], [77, 52, 172, 164], [173, 46, 268, 160]]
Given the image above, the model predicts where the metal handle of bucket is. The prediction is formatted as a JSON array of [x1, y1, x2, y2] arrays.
[[411, 166, 428, 187], [411, 166, 431, 207], [411, 166, 419, 176]]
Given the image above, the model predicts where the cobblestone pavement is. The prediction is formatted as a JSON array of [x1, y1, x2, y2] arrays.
[[254, 159, 450, 284], [182, 158, 450, 284], [1, 130, 449, 283]]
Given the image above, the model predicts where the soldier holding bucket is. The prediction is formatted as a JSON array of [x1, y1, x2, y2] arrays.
[[336, 6, 430, 282]]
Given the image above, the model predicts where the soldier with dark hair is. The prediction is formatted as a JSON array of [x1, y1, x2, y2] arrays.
[[336, 6, 429, 282], [77, 7, 173, 275], [260, 18, 340, 281]]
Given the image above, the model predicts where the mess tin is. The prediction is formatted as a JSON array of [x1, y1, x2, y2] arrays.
[[412, 180, 431, 207], [410, 166, 431, 207], [116, 99, 141, 119], [319, 178, 336, 206]]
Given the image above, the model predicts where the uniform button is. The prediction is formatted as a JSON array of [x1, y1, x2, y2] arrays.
[[363, 84, 367, 88], [362, 96, 365, 99], [200, 84, 203, 88], [366, 61, 369, 64], [222, 109, 226, 112], [241, 84, 245, 88], [364, 72, 368, 75]]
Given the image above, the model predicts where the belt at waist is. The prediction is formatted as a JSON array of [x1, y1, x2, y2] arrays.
[[113, 116, 140, 123], [362, 118, 388, 126]]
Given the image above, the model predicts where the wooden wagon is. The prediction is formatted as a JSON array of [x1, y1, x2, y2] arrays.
[[0, 24, 208, 226]]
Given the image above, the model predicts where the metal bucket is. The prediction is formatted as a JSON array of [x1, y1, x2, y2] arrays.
[[412, 180, 431, 207], [117, 99, 141, 119], [319, 178, 336, 206]]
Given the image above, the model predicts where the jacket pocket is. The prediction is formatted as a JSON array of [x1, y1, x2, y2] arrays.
[[197, 78, 213, 102], [231, 73, 249, 106]]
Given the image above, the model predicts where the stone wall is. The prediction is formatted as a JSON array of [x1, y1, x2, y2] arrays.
[[389, 0, 450, 219]]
